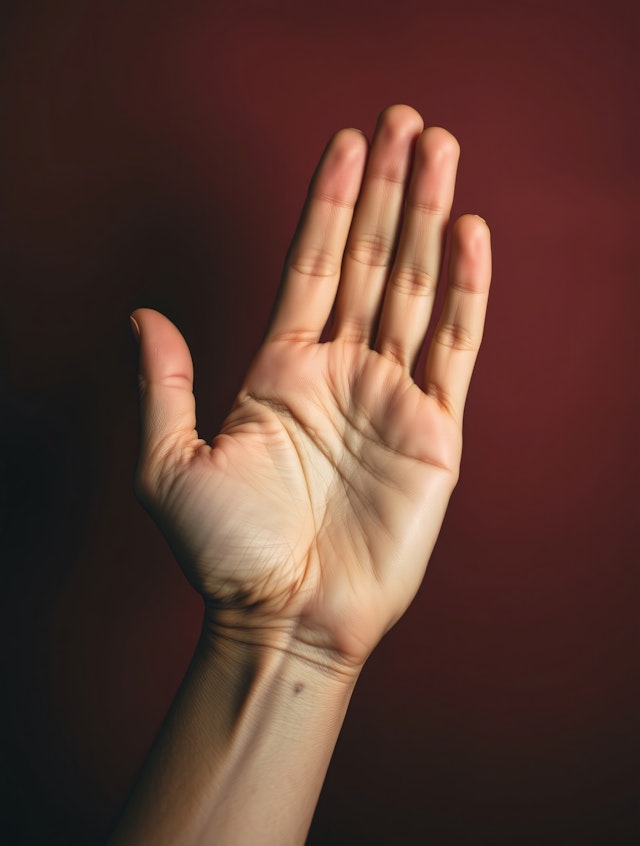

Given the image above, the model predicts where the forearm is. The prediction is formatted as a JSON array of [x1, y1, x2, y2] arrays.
[[109, 614, 358, 845]]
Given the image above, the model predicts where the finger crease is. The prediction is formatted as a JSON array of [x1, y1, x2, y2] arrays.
[[346, 234, 394, 268], [313, 191, 357, 210], [288, 249, 338, 278], [435, 323, 476, 352], [390, 266, 436, 296], [410, 200, 446, 216]]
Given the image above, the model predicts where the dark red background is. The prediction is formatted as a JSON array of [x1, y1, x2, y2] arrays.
[[1, 1, 638, 843]]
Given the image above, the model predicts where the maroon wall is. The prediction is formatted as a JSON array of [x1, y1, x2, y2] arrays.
[[1, 1, 638, 843]]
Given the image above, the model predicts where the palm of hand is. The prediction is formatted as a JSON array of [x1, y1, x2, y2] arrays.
[[134, 106, 491, 672], [163, 338, 459, 668]]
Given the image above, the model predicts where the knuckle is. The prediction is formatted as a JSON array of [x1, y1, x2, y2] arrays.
[[448, 460, 461, 488], [288, 245, 338, 278], [435, 322, 476, 352], [313, 189, 355, 210], [412, 199, 447, 216], [379, 338, 407, 367], [425, 381, 456, 417], [346, 232, 394, 268], [335, 315, 371, 344], [390, 264, 437, 296]]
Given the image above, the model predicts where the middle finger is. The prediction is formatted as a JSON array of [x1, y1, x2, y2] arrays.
[[375, 126, 460, 373], [331, 104, 424, 345]]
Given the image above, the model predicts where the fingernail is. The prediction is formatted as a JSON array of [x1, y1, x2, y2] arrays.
[[129, 314, 141, 343]]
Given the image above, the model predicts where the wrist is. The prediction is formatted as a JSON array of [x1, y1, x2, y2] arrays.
[[112, 608, 359, 846], [201, 602, 366, 687], [194, 610, 359, 844]]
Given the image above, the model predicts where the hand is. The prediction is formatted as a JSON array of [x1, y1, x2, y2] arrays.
[[131, 104, 491, 679]]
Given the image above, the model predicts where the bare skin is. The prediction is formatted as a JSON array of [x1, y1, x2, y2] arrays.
[[114, 104, 492, 844]]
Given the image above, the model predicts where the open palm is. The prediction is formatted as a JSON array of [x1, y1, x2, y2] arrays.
[[132, 106, 491, 676]]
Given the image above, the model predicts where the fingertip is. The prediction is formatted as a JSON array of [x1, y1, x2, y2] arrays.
[[472, 213, 491, 239], [130, 308, 198, 461], [329, 127, 370, 164], [131, 308, 195, 385], [418, 126, 461, 164], [129, 312, 141, 342], [129, 307, 159, 342], [377, 103, 425, 137], [130, 307, 164, 328], [450, 214, 492, 292], [315, 128, 369, 208], [453, 213, 491, 254]]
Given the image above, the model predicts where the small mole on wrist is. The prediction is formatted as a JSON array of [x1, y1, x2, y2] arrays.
[[293, 682, 304, 694]]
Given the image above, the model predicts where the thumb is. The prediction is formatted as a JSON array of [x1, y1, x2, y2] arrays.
[[130, 308, 198, 477]]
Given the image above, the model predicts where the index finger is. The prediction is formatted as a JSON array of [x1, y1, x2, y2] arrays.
[[264, 129, 368, 344]]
